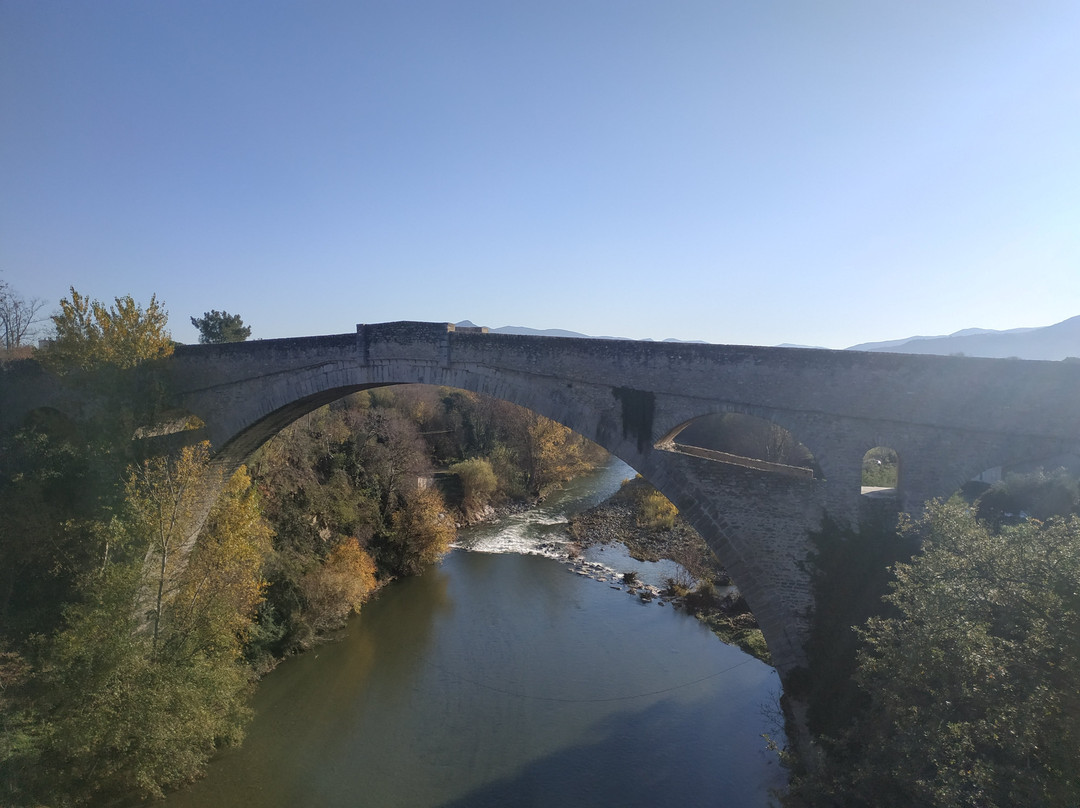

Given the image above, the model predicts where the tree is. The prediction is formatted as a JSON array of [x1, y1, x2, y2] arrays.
[[26, 557, 255, 804], [42, 287, 173, 372], [387, 487, 456, 575], [165, 465, 273, 657], [350, 407, 431, 523], [4, 459, 272, 805], [450, 457, 498, 517], [801, 501, 1080, 807], [299, 538, 377, 632], [124, 442, 218, 651], [0, 281, 46, 351], [523, 413, 605, 494], [190, 310, 251, 344], [976, 468, 1080, 526]]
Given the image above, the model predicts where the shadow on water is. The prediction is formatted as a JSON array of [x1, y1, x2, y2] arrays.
[[433, 695, 783, 808]]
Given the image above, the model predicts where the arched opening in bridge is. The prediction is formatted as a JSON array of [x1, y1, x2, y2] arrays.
[[241, 383, 769, 663], [861, 446, 899, 496], [658, 411, 818, 479]]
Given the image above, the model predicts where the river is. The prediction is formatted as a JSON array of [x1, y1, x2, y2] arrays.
[[157, 459, 786, 807]]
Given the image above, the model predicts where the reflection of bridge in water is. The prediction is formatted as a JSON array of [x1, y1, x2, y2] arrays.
[[6, 321, 1080, 680]]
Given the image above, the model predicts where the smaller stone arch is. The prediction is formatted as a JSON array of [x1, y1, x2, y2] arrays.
[[861, 446, 899, 495], [656, 410, 819, 479]]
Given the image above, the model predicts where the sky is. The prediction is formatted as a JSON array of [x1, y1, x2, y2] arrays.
[[2, 1, 1079, 349]]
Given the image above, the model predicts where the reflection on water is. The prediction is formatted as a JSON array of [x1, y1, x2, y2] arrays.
[[156, 461, 786, 807]]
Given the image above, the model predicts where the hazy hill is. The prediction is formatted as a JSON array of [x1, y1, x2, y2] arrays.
[[458, 318, 1080, 359], [454, 321, 704, 343], [847, 316, 1080, 360]]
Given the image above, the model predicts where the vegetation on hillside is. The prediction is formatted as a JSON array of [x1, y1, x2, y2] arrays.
[[247, 386, 605, 659], [0, 294, 272, 806]]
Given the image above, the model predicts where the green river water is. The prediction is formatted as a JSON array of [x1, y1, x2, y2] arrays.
[[156, 460, 786, 807]]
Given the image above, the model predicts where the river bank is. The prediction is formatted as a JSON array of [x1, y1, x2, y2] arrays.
[[156, 548, 786, 808], [152, 457, 788, 808], [566, 476, 771, 663]]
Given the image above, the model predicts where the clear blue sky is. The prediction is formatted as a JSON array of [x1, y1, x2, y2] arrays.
[[2, 1, 1078, 348]]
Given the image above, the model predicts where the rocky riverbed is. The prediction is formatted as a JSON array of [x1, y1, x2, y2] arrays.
[[563, 477, 771, 663]]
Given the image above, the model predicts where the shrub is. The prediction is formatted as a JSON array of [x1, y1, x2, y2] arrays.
[[637, 490, 678, 530], [450, 457, 498, 515], [300, 539, 377, 632]]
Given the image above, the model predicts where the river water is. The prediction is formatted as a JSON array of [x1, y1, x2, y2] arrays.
[[158, 459, 786, 807]]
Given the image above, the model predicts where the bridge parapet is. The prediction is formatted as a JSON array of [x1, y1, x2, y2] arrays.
[[357, 321, 454, 366]]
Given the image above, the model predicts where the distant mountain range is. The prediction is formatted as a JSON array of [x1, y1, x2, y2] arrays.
[[454, 321, 705, 343], [457, 317, 1080, 360], [846, 316, 1080, 361]]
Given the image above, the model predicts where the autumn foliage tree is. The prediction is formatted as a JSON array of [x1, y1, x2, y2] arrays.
[[42, 287, 173, 372], [300, 538, 378, 632], [166, 465, 273, 656], [125, 442, 219, 651], [388, 486, 456, 575]]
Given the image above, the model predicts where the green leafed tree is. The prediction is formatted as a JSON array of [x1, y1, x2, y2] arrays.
[[3, 457, 272, 806], [799, 500, 1080, 807], [450, 457, 498, 517], [41, 287, 173, 372], [190, 310, 251, 344]]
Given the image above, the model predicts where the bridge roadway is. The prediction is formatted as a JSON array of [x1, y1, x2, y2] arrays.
[[6, 321, 1080, 679]]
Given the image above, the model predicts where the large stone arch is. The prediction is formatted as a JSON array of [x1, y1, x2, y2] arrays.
[[178, 364, 818, 676]]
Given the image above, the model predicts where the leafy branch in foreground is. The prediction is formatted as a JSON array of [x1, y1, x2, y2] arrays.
[[795, 501, 1080, 807]]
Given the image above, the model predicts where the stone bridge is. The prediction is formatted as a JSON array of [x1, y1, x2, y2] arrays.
[[6, 321, 1080, 679]]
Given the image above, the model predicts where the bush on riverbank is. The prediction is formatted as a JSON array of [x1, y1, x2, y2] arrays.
[[450, 457, 498, 519]]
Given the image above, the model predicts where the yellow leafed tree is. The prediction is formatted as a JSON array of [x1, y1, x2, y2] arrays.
[[300, 539, 378, 632], [166, 466, 273, 657], [124, 442, 218, 651], [526, 414, 605, 494], [389, 486, 456, 575], [43, 287, 173, 372]]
